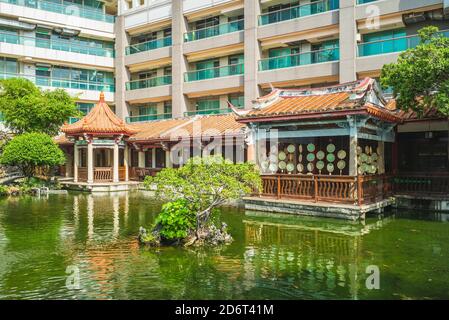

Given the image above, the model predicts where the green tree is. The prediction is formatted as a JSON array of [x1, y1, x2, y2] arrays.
[[0, 132, 65, 177], [144, 156, 261, 244], [381, 26, 449, 116], [0, 78, 79, 135]]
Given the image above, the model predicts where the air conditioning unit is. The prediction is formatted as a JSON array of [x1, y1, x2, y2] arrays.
[[403, 12, 426, 25]]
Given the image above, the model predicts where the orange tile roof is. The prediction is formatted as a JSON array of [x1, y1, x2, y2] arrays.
[[238, 78, 401, 123], [61, 93, 137, 136], [54, 134, 73, 145], [128, 114, 245, 142], [167, 114, 245, 139], [128, 118, 192, 142]]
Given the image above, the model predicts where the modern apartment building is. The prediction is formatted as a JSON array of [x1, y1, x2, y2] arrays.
[[0, 0, 117, 118], [1, 0, 448, 123], [116, 0, 449, 123]]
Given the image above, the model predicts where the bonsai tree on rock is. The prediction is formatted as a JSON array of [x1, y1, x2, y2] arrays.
[[0, 132, 65, 178], [141, 155, 261, 247]]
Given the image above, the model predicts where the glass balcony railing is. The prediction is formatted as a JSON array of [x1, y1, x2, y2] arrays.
[[68, 117, 80, 124], [259, 47, 339, 71], [185, 19, 244, 42], [126, 76, 172, 91], [125, 36, 172, 55], [184, 106, 243, 117], [125, 113, 172, 123], [0, 0, 115, 23], [0, 32, 114, 57], [0, 73, 115, 92], [357, 0, 377, 4], [185, 63, 244, 82], [358, 30, 449, 57], [259, 0, 339, 26]]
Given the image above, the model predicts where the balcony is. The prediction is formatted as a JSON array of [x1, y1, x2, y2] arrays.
[[0, 0, 115, 23], [185, 63, 244, 82], [68, 117, 79, 124], [126, 76, 172, 91], [184, 19, 244, 42], [259, 47, 339, 71], [357, 0, 377, 3], [126, 113, 172, 123], [358, 30, 449, 57], [184, 106, 243, 117], [259, 0, 339, 26], [125, 36, 172, 55], [0, 72, 115, 92], [0, 32, 114, 58]]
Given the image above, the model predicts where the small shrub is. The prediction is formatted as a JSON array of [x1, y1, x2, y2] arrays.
[[154, 199, 196, 241], [0, 185, 8, 196]]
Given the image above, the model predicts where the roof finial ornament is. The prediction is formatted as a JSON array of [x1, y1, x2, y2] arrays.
[[99, 91, 105, 103]]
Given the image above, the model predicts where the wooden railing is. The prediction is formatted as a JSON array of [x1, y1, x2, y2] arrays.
[[260, 174, 392, 206], [393, 173, 449, 196], [358, 175, 393, 205], [94, 167, 113, 182], [119, 166, 127, 181], [78, 167, 88, 182]]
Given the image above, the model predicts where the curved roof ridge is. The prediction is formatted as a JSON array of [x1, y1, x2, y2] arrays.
[[61, 93, 137, 136]]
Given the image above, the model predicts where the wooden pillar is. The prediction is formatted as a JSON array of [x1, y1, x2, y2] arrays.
[[348, 117, 358, 176], [392, 127, 399, 174], [377, 141, 385, 174], [73, 144, 79, 182], [124, 144, 129, 181], [87, 140, 94, 184], [113, 142, 119, 183]]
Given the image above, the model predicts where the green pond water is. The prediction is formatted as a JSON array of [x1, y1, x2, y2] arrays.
[[0, 192, 448, 300]]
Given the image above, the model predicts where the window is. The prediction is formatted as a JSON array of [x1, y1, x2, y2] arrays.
[[155, 148, 166, 168], [196, 98, 220, 114], [76, 103, 94, 115], [361, 28, 407, 56], [164, 102, 172, 115], [0, 57, 18, 76], [195, 16, 219, 30], [398, 131, 449, 173], [229, 94, 244, 108], [139, 103, 157, 116]]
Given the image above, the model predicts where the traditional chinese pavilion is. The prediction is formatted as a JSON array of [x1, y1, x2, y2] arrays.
[[59, 92, 138, 190], [236, 78, 402, 220]]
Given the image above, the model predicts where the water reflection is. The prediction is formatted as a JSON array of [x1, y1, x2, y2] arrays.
[[0, 193, 448, 300]]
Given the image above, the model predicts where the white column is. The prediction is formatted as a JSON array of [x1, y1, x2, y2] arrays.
[[151, 148, 156, 169], [87, 141, 94, 184], [339, 0, 357, 83], [113, 142, 119, 182], [171, 0, 189, 117], [166, 150, 172, 168], [246, 126, 256, 164], [138, 150, 145, 168], [124, 144, 129, 181], [73, 144, 79, 182], [244, 0, 262, 109]]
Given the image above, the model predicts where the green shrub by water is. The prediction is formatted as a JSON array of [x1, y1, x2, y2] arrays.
[[155, 199, 197, 240]]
